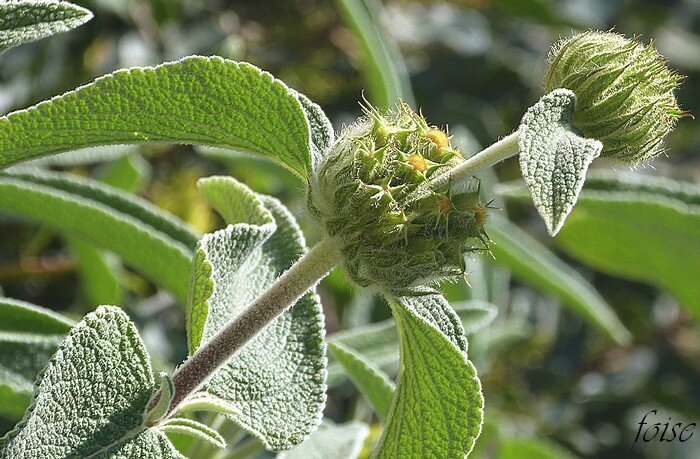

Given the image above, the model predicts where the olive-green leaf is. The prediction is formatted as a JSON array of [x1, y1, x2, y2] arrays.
[[335, 0, 414, 108], [0, 0, 92, 53], [329, 341, 395, 422], [159, 418, 225, 450], [0, 56, 325, 179], [0, 297, 74, 419], [327, 300, 497, 386], [376, 295, 483, 458], [552, 172, 700, 320], [278, 421, 370, 459], [0, 170, 198, 300], [486, 213, 631, 345], [0, 306, 184, 458], [499, 437, 577, 459], [187, 176, 326, 451], [518, 89, 603, 235]]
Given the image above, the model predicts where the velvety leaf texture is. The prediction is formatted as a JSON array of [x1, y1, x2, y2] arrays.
[[326, 301, 497, 386], [187, 176, 326, 451], [0, 0, 92, 53], [518, 89, 603, 235], [486, 213, 631, 345], [0, 170, 198, 300], [376, 295, 484, 458], [295, 93, 335, 172], [499, 437, 577, 459], [159, 418, 225, 449], [0, 56, 324, 180], [278, 421, 370, 459], [0, 298, 74, 419], [329, 341, 395, 422], [0, 306, 183, 458], [553, 172, 700, 320]]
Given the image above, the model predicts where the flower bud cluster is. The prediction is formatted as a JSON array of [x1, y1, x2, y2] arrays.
[[545, 31, 683, 163], [308, 102, 487, 294]]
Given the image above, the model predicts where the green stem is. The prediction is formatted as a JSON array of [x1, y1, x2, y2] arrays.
[[164, 237, 340, 416], [432, 132, 520, 188]]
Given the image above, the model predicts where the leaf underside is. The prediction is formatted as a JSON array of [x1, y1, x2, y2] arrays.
[[278, 421, 370, 459], [518, 89, 602, 235], [329, 341, 395, 422], [498, 171, 700, 331], [486, 213, 631, 345], [326, 300, 497, 386], [187, 176, 326, 451], [0, 306, 183, 458], [553, 173, 700, 320], [0, 0, 92, 53]]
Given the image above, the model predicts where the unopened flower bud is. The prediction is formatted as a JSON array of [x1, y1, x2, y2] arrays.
[[308, 102, 487, 294], [545, 31, 683, 163]]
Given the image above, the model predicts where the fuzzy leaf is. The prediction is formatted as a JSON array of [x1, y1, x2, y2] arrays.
[[296, 93, 335, 171], [0, 170, 198, 300], [485, 213, 631, 345], [552, 172, 700, 320], [146, 373, 175, 426], [499, 438, 577, 459], [159, 419, 225, 449], [335, 0, 414, 108], [518, 89, 603, 235], [68, 238, 123, 306], [0, 306, 183, 458], [0, 0, 92, 53], [0, 298, 74, 419], [327, 301, 497, 386], [186, 176, 326, 451], [375, 295, 484, 458], [329, 341, 395, 422], [172, 393, 239, 418], [0, 56, 328, 179], [278, 422, 370, 459]]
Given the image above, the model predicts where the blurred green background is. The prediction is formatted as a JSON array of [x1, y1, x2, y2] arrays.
[[0, 0, 698, 458]]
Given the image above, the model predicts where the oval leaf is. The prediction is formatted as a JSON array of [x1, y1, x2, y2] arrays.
[[376, 295, 484, 458], [554, 173, 700, 320], [518, 89, 603, 235]]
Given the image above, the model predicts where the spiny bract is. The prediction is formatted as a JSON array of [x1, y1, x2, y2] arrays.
[[308, 101, 487, 295], [545, 31, 683, 163]]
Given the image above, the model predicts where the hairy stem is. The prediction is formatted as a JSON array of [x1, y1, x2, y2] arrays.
[[164, 237, 340, 415], [432, 132, 520, 188]]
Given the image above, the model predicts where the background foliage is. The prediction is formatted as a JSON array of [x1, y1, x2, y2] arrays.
[[0, 0, 698, 457]]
